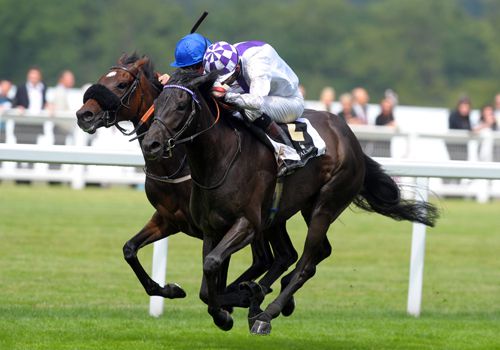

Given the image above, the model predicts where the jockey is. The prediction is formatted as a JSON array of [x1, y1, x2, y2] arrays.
[[159, 33, 211, 84], [202, 41, 304, 146]]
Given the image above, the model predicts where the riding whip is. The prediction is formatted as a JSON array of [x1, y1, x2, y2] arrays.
[[190, 11, 208, 33]]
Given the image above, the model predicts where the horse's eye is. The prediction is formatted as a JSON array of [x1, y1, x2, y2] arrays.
[[117, 82, 128, 89], [177, 103, 188, 111]]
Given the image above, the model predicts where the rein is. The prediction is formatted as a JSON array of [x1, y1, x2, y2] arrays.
[[143, 154, 191, 183], [158, 85, 220, 154], [157, 84, 240, 190]]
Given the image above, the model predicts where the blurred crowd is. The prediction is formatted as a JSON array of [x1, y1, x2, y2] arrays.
[[0, 67, 82, 114], [1, 66, 499, 136], [306, 84, 500, 133]]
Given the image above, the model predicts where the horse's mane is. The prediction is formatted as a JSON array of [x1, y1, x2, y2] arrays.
[[167, 69, 204, 85], [167, 69, 219, 99], [120, 52, 163, 91]]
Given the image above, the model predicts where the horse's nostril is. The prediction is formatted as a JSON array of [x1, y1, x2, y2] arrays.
[[143, 140, 163, 160], [150, 141, 162, 152], [77, 110, 94, 122]]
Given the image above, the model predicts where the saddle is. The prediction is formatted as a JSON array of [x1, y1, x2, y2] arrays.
[[243, 115, 327, 177]]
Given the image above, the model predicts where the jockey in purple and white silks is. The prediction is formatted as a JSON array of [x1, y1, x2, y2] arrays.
[[203, 41, 304, 146]]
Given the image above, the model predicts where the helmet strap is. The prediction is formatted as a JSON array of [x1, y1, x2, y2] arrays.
[[221, 62, 241, 86]]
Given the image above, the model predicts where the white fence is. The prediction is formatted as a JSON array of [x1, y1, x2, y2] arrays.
[[0, 110, 144, 188], [1, 143, 500, 318], [2, 109, 500, 199]]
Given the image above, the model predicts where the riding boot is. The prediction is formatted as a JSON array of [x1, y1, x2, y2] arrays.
[[253, 114, 293, 177], [253, 114, 294, 149]]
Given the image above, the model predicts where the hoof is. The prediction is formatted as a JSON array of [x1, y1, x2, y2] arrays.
[[164, 283, 186, 299], [222, 305, 234, 314], [212, 309, 234, 331], [250, 320, 271, 335], [281, 297, 295, 317]]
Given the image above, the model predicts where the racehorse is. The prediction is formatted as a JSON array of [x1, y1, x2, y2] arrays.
[[141, 69, 438, 334], [75, 54, 298, 310]]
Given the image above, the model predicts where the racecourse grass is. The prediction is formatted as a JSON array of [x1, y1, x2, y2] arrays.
[[0, 184, 499, 349]]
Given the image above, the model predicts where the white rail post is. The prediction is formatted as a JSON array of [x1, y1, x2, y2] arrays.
[[407, 176, 429, 317], [149, 238, 169, 317], [476, 130, 494, 203], [71, 128, 87, 189], [3, 119, 17, 172]]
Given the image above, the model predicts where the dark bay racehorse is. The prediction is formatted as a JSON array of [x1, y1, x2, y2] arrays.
[[75, 54, 298, 310], [142, 69, 438, 334]]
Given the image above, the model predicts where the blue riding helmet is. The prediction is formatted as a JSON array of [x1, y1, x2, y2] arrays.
[[171, 33, 212, 68]]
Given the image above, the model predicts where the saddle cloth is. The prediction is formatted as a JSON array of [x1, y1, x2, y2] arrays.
[[269, 117, 326, 176]]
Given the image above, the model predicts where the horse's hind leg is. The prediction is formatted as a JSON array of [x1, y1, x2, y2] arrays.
[[258, 223, 298, 292], [250, 213, 338, 335], [225, 238, 274, 294], [251, 171, 360, 334], [123, 211, 186, 299]]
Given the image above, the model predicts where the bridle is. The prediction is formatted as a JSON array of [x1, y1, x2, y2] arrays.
[[107, 65, 143, 134], [155, 84, 221, 157], [154, 83, 241, 190], [87, 64, 159, 136]]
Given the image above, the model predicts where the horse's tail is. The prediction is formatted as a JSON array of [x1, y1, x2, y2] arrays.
[[352, 154, 439, 227]]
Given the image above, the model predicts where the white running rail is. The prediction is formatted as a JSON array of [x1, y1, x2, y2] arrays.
[[1, 143, 500, 317]]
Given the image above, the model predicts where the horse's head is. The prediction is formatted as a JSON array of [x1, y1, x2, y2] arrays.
[[76, 53, 161, 134], [142, 69, 218, 160]]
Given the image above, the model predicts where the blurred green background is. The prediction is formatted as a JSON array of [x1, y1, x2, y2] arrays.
[[0, 0, 499, 107]]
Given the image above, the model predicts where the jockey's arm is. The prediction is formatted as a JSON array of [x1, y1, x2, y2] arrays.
[[224, 55, 271, 118]]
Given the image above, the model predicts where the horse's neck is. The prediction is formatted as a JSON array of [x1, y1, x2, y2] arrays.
[[185, 110, 239, 184]]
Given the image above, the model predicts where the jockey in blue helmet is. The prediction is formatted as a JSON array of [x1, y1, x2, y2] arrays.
[[171, 33, 211, 70], [159, 33, 212, 84]]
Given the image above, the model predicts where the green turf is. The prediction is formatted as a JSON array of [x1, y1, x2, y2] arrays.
[[0, 184, 499, 349]]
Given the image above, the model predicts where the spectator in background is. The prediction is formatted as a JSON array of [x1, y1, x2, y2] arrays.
[[473, 105, 497, 132], [375, 98, 396, 127], [384, 88, 399, 107], [351, 87, 369, 124], [0, 79, 13, 109], [47, 70, 75, 111], [494, 93, 500, 121], [14, 66, 47, 113], [449, 96, 472, 130], [319, 86, 335, 113], [338, 93, 362, 124], [298, 84, 306, 99]]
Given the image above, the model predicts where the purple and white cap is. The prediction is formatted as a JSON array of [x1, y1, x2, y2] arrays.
[[203, 41, 239, 80]]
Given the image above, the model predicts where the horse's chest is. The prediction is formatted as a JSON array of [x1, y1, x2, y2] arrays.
[[192, 201, 235, 237]]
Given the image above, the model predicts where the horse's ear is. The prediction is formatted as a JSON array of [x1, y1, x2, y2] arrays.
[[133, 56, 150, 70], [117, 53, 128, 65]]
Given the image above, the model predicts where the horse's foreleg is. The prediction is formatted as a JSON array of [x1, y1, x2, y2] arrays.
[[123, 211, 186, 299], [203, 216, 255, 331]]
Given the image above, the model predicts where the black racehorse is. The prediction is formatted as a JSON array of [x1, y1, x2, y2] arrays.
[[141, 69, 438, 334], [75, 54, 298, 310]]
